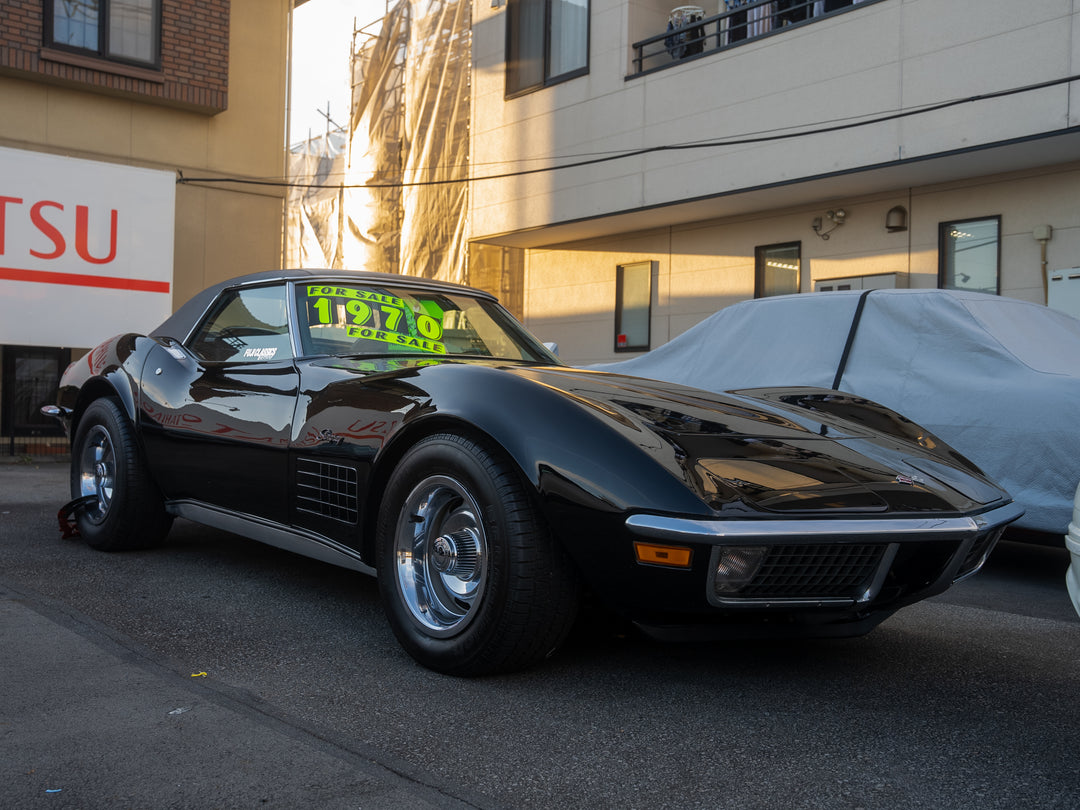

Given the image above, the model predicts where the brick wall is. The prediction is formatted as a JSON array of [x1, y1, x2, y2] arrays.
[[0, 0, 230, 113]]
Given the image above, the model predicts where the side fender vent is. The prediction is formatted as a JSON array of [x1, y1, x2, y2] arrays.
[[296, 458, 358, 524]]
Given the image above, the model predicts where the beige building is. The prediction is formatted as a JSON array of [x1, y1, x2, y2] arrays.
[[469, 0, 1080, 365], [0, 0, 290, 454]]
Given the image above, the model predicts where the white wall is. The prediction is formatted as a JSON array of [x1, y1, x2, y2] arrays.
[[471, 0, 1079, 240], [524, 162, 1080, 366]]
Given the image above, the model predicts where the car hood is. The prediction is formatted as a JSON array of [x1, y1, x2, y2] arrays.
[[498, 365, 1008, 516], [309, 356, 1008, 517], [592, 289, 1070, 531]]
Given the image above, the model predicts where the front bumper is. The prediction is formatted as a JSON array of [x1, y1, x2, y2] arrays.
[[626, 501, 1024, 612]]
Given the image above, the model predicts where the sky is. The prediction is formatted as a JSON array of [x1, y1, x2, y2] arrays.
[[289, 0, 389, 144]]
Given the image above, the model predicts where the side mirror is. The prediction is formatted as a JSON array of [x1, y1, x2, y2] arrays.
[[543, 342, 559, 357]]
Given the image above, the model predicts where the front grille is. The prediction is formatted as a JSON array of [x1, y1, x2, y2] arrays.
[[296, 458, 358, 524], [740, 543, 886, 599], [953, 527, 1004, 582]]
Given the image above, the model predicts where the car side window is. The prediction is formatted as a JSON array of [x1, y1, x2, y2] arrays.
[[186, 286, 293, 363]]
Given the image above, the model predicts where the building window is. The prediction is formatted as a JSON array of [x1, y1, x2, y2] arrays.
[[1, 346, 69, 445], [755, 242, 801, 298], [45, 0, 161, 67], [506, 0, 589, 97], [615, 261, 653, 352], [939, 217, 1000, 295]]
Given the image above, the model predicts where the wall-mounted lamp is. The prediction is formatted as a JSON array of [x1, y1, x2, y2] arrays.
[[885, 205, 908, 233], [811, 208, 846, 240]]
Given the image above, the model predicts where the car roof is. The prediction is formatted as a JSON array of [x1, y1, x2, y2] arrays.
[[151, 269, 496, 341]]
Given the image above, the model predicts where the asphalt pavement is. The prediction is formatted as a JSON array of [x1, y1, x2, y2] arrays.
[[2, 462, 1078, 810], [0, 463, 485, 809]]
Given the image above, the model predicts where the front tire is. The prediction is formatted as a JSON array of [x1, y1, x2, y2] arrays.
[[376, 433, 578, 675], [70, 398, 172, 551]]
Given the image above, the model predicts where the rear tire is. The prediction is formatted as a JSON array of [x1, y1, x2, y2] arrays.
[[70, 398, 172, 551], [376, 433, 578, 675]]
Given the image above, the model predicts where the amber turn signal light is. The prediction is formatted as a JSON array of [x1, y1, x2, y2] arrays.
[[634, 542, 693, 568]]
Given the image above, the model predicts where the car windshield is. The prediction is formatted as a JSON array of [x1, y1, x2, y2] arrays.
[[295, 281, 555, 362]]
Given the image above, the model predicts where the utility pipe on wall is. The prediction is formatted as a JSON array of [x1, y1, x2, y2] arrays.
[[1034, 224, 1053, 304]]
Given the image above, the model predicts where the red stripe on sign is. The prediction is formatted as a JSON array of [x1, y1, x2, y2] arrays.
[[0, 266, 170, 293]]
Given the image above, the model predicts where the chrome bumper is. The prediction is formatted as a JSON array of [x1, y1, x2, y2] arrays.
[[625, 502, 1025, 546]]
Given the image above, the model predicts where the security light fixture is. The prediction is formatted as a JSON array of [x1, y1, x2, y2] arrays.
[[812, 208, 847, 240]]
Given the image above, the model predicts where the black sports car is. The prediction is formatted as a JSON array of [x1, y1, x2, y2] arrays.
[[45, 270, 1022, 675]]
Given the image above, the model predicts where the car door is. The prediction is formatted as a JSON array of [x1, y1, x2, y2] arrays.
[[139, 283, 298, 524]]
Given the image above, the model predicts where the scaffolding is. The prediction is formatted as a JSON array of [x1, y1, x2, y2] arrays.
[[287, 0, 471, 285]]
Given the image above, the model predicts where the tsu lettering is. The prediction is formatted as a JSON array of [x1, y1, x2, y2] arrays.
[[0, 196, 119, 264]]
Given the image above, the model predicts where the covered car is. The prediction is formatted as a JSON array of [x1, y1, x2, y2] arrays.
[[595, 289, 1080, 536], [46, 272, 1022, 675]]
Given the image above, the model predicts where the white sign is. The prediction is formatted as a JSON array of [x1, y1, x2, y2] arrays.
[[0, 146, 175, 348]]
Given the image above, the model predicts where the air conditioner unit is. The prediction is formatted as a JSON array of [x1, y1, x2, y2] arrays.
[[1047, 268, 1080, 319], [814, 272, 907, 293]]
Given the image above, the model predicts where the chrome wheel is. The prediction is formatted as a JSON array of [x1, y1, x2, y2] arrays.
[[69, 398, 172, 551], [377, 433, 578, 675], [77, 424, 115, 522], [393, 474, 487, 637]]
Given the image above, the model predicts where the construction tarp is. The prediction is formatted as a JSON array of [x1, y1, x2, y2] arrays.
[[287, 0, 471, 283], [286, 129, 349, 269]]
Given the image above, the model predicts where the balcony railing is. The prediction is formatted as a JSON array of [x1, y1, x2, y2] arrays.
[[631, 0, 878, 78]]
